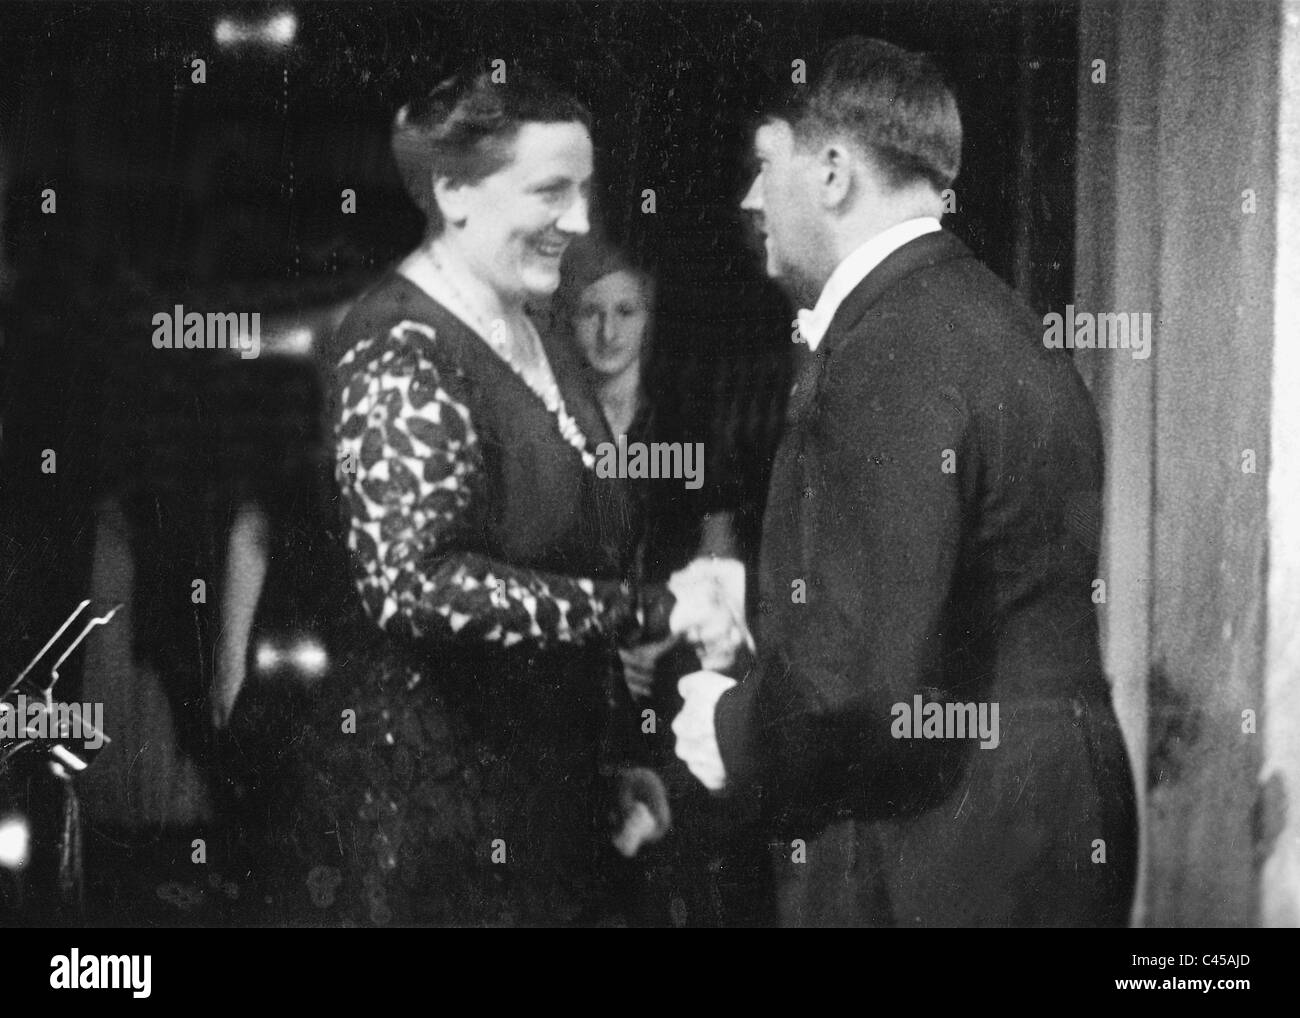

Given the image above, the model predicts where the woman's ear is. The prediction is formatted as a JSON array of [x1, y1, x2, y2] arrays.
[[432, 176, 471, 227]]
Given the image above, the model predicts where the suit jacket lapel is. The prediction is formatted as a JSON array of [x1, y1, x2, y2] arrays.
[[785, 231, 972, 428], [785, 341, 826, 425]]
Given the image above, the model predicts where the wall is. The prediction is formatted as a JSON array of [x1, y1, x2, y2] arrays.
[[1263, 1, 1300, 929], [1076, 0, 1294, 927]]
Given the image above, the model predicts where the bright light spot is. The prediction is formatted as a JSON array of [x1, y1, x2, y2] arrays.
[[214, 10, 298, 49], [254, 641, 281, 673], [269, 326, 313, 356], [266, 12, 297, 45], [288, 637, 328, 680], [0, 814, 30, 870], [214, 19, 239, 46]]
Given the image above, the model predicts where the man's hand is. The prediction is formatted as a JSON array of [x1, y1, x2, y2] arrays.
[[672, 670, 737, 791], [618, 631, 679, 700], [667, 558, 752, 671]]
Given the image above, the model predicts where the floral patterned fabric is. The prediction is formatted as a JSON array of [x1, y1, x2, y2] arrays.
[[335, 318, 629, 648]]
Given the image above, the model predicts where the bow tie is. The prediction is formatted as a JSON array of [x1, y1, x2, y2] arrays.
[[795, 308, 822, 350]]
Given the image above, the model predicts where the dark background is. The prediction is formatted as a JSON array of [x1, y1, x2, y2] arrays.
[[0, 0, 1078, 663], [0, 2, 1078, 920]]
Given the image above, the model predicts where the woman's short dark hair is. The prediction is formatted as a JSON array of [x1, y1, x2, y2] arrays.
[[554, 236, 657, 360], [766, 36, 962, 192], [556, 237, 656, 320], [392, 69, 592, 235]]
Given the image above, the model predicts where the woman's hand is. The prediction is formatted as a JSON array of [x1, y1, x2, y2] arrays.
[[618, 631, 679, 700], [611, 766, 672, 858]]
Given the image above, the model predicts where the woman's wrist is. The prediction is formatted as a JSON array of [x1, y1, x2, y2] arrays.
[[597, 579, 675, 644], [638, 582, 676, 642], [598, 581, 640, 642]]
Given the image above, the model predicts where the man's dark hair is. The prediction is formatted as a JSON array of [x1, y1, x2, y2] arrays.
[[766, 36, 962, 192]]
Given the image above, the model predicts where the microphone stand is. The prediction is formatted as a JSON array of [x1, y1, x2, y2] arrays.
[[1, 600, 120, 923]]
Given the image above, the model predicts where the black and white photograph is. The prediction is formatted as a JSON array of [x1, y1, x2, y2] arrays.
[[0, 0, 1295, 965]]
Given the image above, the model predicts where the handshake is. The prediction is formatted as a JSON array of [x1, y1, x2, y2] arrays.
[[618, 557, 754, 700], [610, 558, 751, 855]]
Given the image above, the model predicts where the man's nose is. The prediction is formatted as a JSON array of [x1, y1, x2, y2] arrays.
[[602, 316, 618, 344], [740, 176, 762, 212], [557, 194, 590, 236]]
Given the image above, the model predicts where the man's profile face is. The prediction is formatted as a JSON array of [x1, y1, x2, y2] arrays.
[[740, 120, 823, 303]]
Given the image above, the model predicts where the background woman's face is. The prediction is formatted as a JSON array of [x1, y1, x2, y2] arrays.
[[452, 121, 593, 304], [574, 270, 651, 378]]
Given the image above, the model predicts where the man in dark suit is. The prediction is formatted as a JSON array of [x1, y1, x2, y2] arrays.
[[671, 36, 1138, 926]]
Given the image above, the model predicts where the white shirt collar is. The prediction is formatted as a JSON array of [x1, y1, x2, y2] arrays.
[[796, 217, 943, 351]]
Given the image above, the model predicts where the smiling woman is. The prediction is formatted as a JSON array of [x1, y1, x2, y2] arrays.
[[241, 69, 675, 927], [389, 73, 594, 408]]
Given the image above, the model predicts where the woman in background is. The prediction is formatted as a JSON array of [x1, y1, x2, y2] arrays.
[[558, 241, 740, 691], [557, 239, 761, 925], [564, 242, 652, 439]]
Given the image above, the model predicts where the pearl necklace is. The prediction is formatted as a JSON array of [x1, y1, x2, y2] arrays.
[[422, 252, 597, 470]]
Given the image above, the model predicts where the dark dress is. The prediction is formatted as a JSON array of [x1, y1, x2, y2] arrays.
[[268, 273, 644, 926]]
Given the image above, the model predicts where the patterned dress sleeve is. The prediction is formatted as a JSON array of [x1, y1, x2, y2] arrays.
[[335, 319, 634, 650]]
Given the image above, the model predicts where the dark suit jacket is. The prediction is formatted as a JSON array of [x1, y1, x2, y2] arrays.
[[714, 230, 1138, 927]]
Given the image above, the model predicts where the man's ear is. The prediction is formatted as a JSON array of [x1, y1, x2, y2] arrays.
[[817, 141, 855, 210], [432, 176, 471, 227]]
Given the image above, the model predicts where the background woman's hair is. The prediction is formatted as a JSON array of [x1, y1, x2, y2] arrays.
[[391, 68, 592, 235], [555, 235, 657, 327]]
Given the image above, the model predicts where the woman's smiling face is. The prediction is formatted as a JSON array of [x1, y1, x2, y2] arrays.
[[447, 121, 593, 304]]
